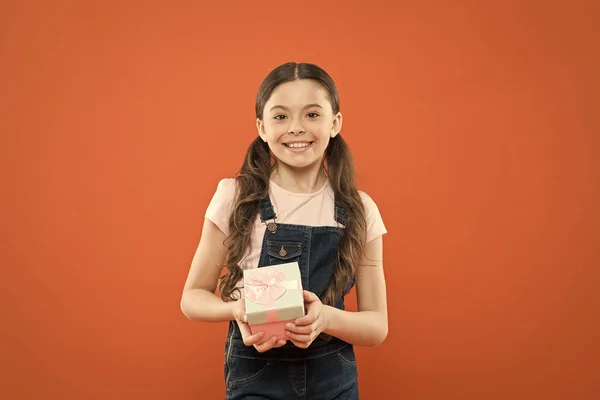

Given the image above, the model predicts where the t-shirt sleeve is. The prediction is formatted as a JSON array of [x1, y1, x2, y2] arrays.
[[359, 191, 387, 243], [205, 178, 236, 236]]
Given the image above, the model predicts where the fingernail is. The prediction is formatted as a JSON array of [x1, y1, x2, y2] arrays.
[[286, 323, 293, 329]]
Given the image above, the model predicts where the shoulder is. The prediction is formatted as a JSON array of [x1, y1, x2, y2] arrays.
[[358, 190, 373, 203], [358, 190, 380, 212], [357, 190, 387, 242], [214, 178, 237, 195], [205, 178, 238, 236], [208, 178, 239, 204], [208, 177, 238, 212]]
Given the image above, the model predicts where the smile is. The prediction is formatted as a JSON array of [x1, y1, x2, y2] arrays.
[[283, 142, 313, 148]]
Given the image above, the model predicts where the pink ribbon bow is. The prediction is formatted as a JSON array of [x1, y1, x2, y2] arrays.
[[245, 269, 287, 305]]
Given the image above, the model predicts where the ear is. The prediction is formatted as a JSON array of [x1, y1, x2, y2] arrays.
[[330, 112, 343, 138], [256, 118, 267, 142]]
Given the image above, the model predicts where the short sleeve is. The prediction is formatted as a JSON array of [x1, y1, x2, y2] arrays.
[[205, 178, 236, 236], [359, 191, 387, 243]]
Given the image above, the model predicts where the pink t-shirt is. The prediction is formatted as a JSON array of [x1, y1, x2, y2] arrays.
[[205, 178, 387, 269]]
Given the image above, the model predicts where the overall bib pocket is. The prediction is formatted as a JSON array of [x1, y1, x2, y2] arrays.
[[266, 240, 302, 265]]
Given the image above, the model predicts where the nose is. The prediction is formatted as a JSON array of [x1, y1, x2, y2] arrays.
[[288, 117, 306, 135]]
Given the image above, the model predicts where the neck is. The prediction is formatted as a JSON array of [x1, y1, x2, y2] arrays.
[[271, 160, 327, 194]]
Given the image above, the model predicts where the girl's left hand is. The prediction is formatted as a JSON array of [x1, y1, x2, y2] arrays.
[[285, 290, 329, 348]]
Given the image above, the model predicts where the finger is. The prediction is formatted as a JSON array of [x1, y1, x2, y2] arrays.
[[255, 337, 287, 352], [290, 338, 311, 349], [236, 319, 252, 336], [285, 330, 315, 343], [295, 312, 318, 326], [259, 337, 287, 349], [303, 290, 319, 302], [242, 331, 265, 347], [235, 318, 248, 333], [254, 337, 278, 353], [285, 323, 314, 335], [235, 313, 248, 324], [238, 321, 264, 346]]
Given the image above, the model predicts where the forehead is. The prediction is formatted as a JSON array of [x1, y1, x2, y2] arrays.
[[266, 79, 330, 108]]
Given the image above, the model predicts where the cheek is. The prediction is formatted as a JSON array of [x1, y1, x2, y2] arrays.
[[313, 126, 332, 139], [311, 120, 332, 132], [265, 127, 287, 142], [265, 118, 286, 128]]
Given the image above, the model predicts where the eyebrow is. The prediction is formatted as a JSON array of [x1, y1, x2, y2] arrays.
[[269, 103, 324, 112]]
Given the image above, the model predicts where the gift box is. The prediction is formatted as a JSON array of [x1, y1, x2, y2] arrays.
[[243, 262, 305, 342]]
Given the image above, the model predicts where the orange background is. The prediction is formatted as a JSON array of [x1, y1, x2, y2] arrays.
[[1, 1, 599, 399]]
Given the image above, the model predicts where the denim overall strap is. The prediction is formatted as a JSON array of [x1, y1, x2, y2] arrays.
[[334, 199, 347, 227], [258, 197, 277, 222]]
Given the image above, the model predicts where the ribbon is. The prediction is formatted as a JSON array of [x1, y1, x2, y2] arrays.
[[245, 268, 300, 323]]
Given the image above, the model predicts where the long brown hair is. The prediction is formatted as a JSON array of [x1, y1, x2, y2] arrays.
[[218, 62, 367, 306]]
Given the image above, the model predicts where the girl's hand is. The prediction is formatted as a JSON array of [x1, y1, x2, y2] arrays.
[[285, 290, 329, 348], [232, 298, 287, 353]]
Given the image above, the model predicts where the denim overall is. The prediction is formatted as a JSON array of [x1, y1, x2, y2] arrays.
[[223, 194, 359, 400]]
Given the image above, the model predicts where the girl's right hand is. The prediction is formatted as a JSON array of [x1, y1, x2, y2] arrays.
[[232, 298, 287, 353]]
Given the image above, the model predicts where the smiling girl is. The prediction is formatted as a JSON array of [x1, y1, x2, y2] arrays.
[[181, 62, 388, 399]]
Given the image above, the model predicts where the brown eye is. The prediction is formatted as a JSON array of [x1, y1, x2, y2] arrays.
[[307, 112, 320, 118], [274, 114, 286, 120]]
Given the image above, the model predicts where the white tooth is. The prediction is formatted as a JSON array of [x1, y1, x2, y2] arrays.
[[288, 142, 310, 148]]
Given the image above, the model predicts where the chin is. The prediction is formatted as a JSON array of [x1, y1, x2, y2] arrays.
[[275, 155, 322, 170]]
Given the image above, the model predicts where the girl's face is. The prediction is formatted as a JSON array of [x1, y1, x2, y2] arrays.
[[257, 79, 342, 170]]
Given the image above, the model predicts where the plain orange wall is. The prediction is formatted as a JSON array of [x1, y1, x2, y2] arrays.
[[1, 1, 598, 399]]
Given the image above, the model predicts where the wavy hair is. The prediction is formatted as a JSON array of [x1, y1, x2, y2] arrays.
[[218, 62, 367, 306]]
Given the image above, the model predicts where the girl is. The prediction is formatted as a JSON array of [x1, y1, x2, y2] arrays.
[[181, 62, 388, 399]]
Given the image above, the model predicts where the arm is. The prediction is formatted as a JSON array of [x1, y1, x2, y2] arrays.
[[286, 236, 388, 348], [180, 217, 287, 351], [323, 236, 388, 347], [180, 217, 236, 322]]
